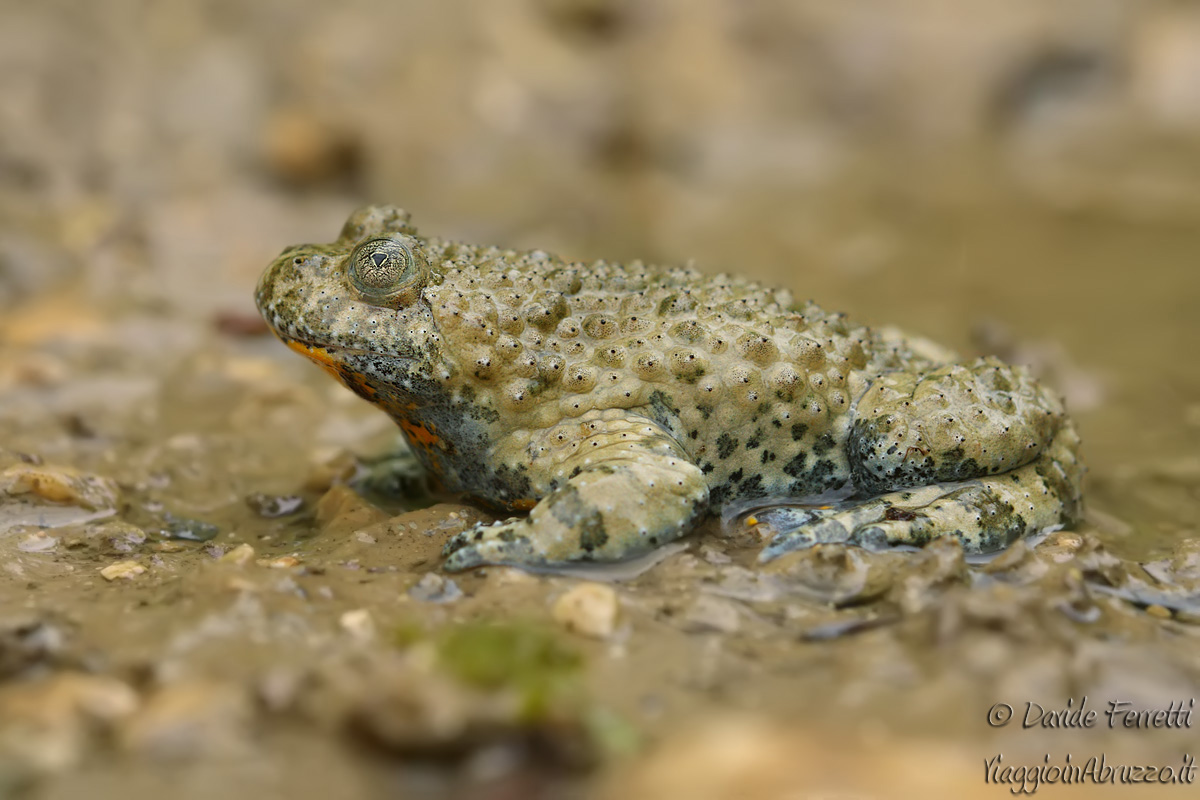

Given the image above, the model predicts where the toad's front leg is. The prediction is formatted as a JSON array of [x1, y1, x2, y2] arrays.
[[442, 412, 708, 571]]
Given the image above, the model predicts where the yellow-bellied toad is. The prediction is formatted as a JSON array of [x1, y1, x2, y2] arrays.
[[255, 206, 1084, 570]]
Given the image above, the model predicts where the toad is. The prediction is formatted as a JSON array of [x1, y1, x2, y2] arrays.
[[256, 206, 1083, 570]]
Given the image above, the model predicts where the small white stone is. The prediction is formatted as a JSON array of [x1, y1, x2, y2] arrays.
[[338, 608, 375, 641], [18, 530, 59, 552], [219, 543, 256, 565], [552, 582, 619, 638], [100, 560, 146, 581], [256, 555, 301, 569]]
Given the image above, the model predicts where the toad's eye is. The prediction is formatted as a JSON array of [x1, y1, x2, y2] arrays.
[[349, 238, 420, 300]]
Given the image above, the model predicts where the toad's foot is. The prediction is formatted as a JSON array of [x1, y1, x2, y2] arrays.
[[758, 418, 1083, 561], [443, 413, 707, 571]]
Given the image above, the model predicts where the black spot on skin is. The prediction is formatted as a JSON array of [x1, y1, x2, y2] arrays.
[[812, 433, 835, 455], [783, 452, 807, 478], [760, 450, 776, 465], [737, 474, 766, 500], [976, 509, 1026, 552], [489, 463, 533, 504], [716, 434, 738, 459], [771, 419, 782, 428], [697, 403, 713, 420], [700, 462, 715, 475], [884, 506, 919, 521], [940, 455, 981, 483], [791, 423, 808, 442], [580, 522, 609, 552], [745, 428, 764, 449], [548, 484, 608, 552], [649, 390, 681, 419], [811, 459, 838, 487], [466, 401, 500, 423], [729, 468, 744, 484], [784, 459, 845, 496]]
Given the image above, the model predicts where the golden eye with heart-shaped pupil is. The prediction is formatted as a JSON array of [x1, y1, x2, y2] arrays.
[[350, 238, 412, 295]]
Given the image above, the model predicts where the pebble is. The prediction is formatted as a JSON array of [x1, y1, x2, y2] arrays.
[[219, 543, 256, 566], [257, 555, 301, 569], [17, 530, 58, 553], [160, 514, 219, 542], [1145, 604, 1172, 620], [339, 609, 376, 641], [407, 573, 463, 603], [1036, 531, 1086, 563], [100, 561, 146, 581], [54, 519, 148, 554], [256, 669, 303, 714], [552, 582, 619, 638], [0, 464, 119, 511], [244, 493, 304, 518]]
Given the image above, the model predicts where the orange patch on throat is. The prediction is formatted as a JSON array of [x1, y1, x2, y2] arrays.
[[284, 339, 379, 398], [285, 339, 343, 380], [398, 418, 445, 452]]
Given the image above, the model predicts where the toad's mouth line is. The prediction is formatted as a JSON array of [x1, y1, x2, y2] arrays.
[[277, 336, 418, 368]]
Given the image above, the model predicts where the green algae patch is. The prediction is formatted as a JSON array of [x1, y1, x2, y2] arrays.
[[435, 620, 584, 721]]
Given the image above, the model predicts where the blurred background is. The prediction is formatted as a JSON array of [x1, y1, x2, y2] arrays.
[[2, 1, 1200, 798], [3, 0, 1199, 471]]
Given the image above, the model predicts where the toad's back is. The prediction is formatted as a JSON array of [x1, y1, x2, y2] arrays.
[[422, 243, 910, 508]]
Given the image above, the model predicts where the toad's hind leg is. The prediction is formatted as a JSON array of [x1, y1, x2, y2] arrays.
[[847, 357, 1066, 493], [759, 418, 1083, 559], [759, 357, 1084, 559], [443, 413, 707, 571]]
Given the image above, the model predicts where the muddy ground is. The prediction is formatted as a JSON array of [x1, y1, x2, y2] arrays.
[[2, 2, 1200, 798]]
